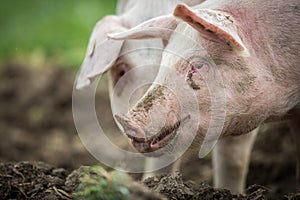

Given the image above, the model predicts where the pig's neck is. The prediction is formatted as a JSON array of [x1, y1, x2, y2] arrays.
[[205, 0, 300, 86], [219, 0, 300, 117]]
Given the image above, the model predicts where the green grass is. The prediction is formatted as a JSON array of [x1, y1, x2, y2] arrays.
[[74, 166, 130, 200], [0, 0, 117, 68]]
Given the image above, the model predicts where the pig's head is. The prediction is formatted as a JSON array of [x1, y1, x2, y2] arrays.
[[109, 3, 294, 155], [75, 14, 169, 114], [76, 1, 200, 113]]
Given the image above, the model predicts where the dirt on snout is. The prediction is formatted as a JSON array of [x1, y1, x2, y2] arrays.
[[0, 63, 299, 199]]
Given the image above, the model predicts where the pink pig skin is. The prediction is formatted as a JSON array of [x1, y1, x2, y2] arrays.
[[110, 0, 300, 193]]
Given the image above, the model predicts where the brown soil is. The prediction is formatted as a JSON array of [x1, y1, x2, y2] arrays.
[[0, 161, 69, 199], [0, 63, 299, 199], [0, 161, 269, 200]]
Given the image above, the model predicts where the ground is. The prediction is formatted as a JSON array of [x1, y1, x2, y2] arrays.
[[0, 63, 299, 199]]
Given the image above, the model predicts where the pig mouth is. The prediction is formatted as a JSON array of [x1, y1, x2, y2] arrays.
[[130, 115, 190, 154]]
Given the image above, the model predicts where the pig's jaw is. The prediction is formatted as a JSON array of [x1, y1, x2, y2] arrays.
[[117, 114, 190, 155]]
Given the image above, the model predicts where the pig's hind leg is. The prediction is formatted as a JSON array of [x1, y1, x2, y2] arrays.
[[142, 158, 181, 180], [212, 128, 259, 194]]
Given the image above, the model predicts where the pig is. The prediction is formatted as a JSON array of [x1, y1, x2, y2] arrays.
[[108, 0, 300, 193], [75, 0, 206, 181], [76, 0, 204, 91]]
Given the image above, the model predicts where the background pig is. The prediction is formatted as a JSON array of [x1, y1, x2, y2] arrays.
[[109, 0, 300, 193], [75, 0, 205, 180]]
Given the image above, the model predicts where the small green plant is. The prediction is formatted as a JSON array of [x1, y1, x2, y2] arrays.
[[74, 166, 130, 200]]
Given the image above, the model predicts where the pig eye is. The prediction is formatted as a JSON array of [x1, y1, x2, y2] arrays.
[[195, 63, 205, 69], [111, 63, 129, 86], [191, 62, 209, 73], [119, 70, 125, 77], [116, 63, 128, 77]]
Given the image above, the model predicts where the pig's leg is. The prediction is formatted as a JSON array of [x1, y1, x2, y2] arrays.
[[212, 128, 259, 194], [142, 158, 181, 180], [289, 109, 300, 184]]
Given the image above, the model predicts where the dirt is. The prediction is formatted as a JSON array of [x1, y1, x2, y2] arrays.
[[144, 173, 272, 200], [0, 63, 299, 199], [0, 161, 269, 200], [0, 161, 69, 199], [0, 161, 296, 200]]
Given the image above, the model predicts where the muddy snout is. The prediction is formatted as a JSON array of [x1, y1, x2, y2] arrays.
[[115, 114, 155, 153], [115, 113, 190, 154], [115, 114, 147, 142]]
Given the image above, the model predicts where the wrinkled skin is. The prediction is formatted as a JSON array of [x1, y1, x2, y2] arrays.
[[110, 0, 300, 193]]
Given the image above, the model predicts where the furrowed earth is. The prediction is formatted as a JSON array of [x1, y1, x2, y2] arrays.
[[0, 63, 299, 199]]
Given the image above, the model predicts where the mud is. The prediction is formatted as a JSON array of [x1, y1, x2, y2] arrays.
[[135, 85, 165, 112]]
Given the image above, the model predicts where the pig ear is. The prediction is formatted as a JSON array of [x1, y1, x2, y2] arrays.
[[108, 15, 178, 41], [76, 16, 126, 89], [174, 4, 249, 56]]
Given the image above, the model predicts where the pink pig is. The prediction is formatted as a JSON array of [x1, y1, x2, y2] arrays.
[[108, 0, 300, 193], [76, 0, 204, 90], [75, 0, 206, 183]]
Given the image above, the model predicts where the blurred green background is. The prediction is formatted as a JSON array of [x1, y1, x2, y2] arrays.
[[0, 0, 117, 68]]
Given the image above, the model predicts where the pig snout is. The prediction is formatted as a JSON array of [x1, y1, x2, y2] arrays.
[[115, 112, 191, 154], [115, 114, 147, 142], [115, 84, 193, 155], [115, 114, 156, 153]]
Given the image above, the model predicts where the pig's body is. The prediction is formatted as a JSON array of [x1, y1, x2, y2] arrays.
[[196, 0, 300, 132], [111, 0, 300, 193]]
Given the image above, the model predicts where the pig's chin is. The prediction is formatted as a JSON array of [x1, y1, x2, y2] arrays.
[[130, 115, 190, 156], [130, 127, 178, 156]]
